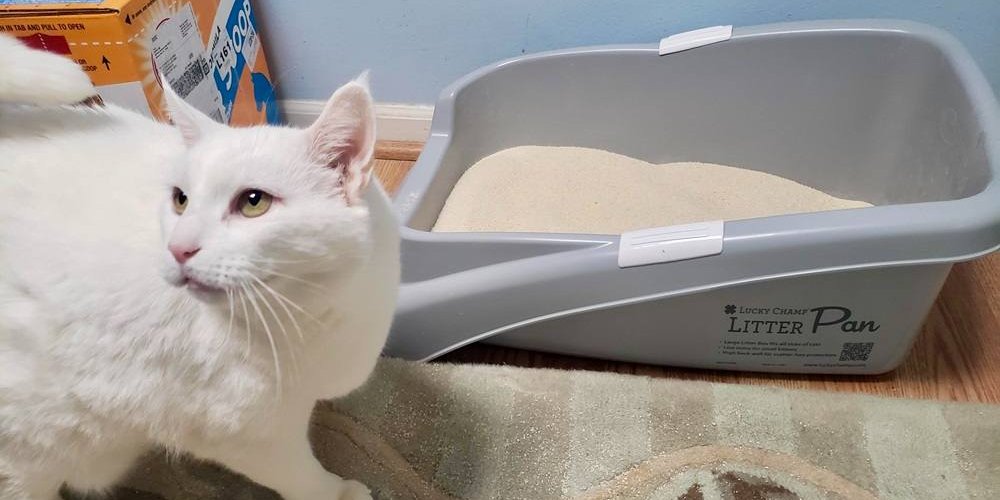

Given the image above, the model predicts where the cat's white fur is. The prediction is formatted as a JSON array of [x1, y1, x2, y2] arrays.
[[0, 36, 399, 499]]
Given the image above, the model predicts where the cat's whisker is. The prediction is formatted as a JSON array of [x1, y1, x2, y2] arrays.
[[246, 254, 339, 265], [245, 264, 329, 291], [225, 289, 235, 348], [242, 283, 283, 401], [249, 281, 299, 382], [213, 289, 231, 351], [162, 290, 185, 315], [261, 284, 324, 328], [263, 282, 330, 302], [164, 293, 191, 329], [237, 287, 253, 360], [248, 274, 317, 325], [250, 275, 306, 342]]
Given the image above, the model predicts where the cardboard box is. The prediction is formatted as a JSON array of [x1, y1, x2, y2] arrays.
[[0, 0, 280, 125]]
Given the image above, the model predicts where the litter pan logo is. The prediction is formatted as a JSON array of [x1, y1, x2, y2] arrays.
[[211, 0, 259, 120], [251, 71, 279, 124], [724, 304, 881, 334]]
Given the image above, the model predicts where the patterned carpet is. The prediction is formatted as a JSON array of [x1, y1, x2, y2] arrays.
[[97, 359, 999, 499]]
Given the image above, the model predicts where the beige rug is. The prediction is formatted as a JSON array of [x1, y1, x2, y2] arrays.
[[81, 359, 999, 500], [432, 146, 870, 234]]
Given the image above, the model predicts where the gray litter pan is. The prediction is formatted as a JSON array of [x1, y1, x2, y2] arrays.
[[385, 20, 1000, 374]]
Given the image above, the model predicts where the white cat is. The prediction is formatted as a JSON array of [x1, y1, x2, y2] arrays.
[[0, 36, 400, 500]]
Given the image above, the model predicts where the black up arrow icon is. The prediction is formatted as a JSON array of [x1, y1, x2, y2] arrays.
[[101, 56, 111, 70]]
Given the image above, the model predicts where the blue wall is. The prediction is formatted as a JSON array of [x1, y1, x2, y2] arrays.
[[256, 1, 1000, 104]]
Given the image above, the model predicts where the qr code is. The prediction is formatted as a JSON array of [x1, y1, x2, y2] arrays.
[[839, 342, 874, 361], [170, 57, 210, 98]]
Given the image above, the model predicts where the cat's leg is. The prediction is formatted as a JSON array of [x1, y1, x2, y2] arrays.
[[62, 438, 147, 497], [191, 402, 370, 500]]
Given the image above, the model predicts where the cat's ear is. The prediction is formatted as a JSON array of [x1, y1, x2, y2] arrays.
[[307, 73, 376, 205], [161, 82, 217, 145]]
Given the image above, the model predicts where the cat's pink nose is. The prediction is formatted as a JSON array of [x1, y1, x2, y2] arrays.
[[168, 244, 200, 264]]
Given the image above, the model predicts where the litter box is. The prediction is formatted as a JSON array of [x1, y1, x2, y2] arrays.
[[384, 20, 1000, 374]]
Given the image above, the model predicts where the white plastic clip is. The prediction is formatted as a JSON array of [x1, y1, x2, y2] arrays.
[[658, 25, 733, 56], [618, 221, 724, 268]]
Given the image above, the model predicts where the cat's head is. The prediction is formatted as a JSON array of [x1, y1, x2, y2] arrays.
[[158, 77, 376, 306]]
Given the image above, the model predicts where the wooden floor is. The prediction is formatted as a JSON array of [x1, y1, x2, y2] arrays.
[[372, 145, 1000, 404]]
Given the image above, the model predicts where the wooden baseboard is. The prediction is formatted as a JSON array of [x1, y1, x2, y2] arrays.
[[375, 140, 423, 161], [281, 99, 433, 144]]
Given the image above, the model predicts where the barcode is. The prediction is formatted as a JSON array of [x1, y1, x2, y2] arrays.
[[839, 342, 874, 361], [170, 57, 210, 99]]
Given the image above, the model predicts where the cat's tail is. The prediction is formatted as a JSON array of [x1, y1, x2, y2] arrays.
[[0, 35, 97, 106]]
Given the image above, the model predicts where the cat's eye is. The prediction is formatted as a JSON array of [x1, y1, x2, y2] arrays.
[[172, 188, 188, 215], [237, 189, 273, 218]]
